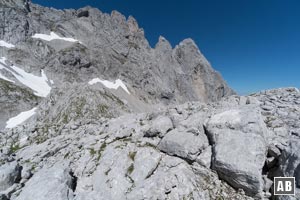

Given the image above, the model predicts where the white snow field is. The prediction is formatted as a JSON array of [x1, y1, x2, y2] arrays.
[[6, 107, 37, 129], [0, 40, 15, 48], [32, 32, 81, 43], [88, 78, 130, 94], [0, 57, 52, 97]]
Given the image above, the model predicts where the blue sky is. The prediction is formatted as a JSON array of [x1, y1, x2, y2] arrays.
[[32, 0, 300, 95]]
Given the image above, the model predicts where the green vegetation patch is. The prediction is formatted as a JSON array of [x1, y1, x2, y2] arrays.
[[128, 151, 137, 161], [127, 163, 134, 175], [10, 143, 21, 154], [0, 79, 40, 102]]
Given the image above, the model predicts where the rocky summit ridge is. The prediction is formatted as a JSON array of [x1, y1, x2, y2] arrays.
[[0, 1, 299, 200]]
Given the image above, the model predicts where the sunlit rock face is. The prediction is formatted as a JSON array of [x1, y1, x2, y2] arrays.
[[1, 1, 299, 200]]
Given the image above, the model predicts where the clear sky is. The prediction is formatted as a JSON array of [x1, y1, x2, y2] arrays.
[[32, 0, 300, 95]]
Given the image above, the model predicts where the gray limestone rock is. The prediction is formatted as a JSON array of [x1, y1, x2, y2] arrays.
[[0, 79, 40, 129], [0, 162, 21, 192], [130, 147, 162, 184], [196, 146, 212, 168], [205, 106, 269, 198], [15, 163, 75, 200], [0, 0, 235, 129], [158, 128, 209, 161], [0, 1, 299, 200], [144, 115, 173, 137], [278, 139, 300, 195]]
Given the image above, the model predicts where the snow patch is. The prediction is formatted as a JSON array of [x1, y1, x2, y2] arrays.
[[6, 107, 37, 129], [32, 32, 81, 43], [88, 78, 130, 94], [0, 40, 15, 48], [0, 57, 52, 97], [10, 66, 52, 97]]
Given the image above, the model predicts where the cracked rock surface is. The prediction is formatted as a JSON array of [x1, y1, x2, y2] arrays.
[[1, 88, 299, 200], [0, 1, 299, 200]]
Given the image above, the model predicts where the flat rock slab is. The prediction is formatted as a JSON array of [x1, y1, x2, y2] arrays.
[[158, 128, 209, 161], [15, 163, 74, 200], [131, 147, 162, 183]]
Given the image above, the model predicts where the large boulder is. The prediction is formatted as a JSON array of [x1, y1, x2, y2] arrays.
[[205, 106, 268, 198], [158, 128, 209, 162], [15, 163, 75, 200]]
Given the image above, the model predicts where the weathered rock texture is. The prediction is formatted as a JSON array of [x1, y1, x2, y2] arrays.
[[0, 1, 299, 200], [205, 106, 269, 198]]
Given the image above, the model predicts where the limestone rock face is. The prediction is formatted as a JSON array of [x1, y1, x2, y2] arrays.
[[0, 80, 40, 128], [0, 0, 234, 130]]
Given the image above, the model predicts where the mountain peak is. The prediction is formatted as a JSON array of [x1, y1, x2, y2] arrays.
[[155, 36, 172, 52]]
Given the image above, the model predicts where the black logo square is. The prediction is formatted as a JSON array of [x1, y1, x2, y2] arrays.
[[274, 177, 295, 196]]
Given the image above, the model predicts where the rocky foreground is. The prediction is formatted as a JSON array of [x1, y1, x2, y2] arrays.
[[0, 87, 299, 200], [0, 1, 299, 200]]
